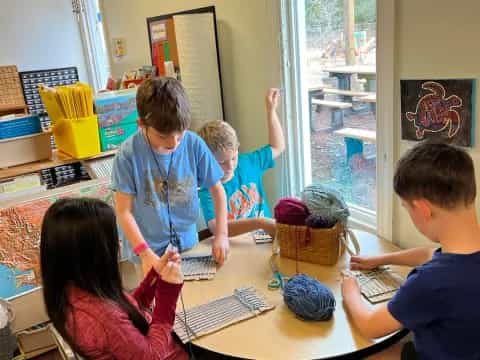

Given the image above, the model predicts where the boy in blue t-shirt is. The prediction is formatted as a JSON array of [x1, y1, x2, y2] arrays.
[[342, 142, 480, 360], [112, 78, 229, 275], [198, 88, 285, 237]]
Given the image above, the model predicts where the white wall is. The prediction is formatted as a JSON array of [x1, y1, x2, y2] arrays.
[[0, 0, 89, 82], [101, 0, 284, 205], [393, 0, 480, 248]]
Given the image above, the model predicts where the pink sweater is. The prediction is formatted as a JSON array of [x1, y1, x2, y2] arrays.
[[66, 269, 188, 359]]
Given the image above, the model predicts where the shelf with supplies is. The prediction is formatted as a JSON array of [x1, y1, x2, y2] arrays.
[[0, 149, 117, 181]]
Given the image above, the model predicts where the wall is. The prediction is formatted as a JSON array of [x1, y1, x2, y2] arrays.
[[0, 0, 89, 82], [393, 0, 480, 248], [101, 0, 284, 205]]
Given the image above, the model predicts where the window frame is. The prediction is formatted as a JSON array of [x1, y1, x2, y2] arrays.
[[280, 0, 395, 240]]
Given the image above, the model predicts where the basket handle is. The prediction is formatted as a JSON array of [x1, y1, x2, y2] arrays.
[[341, 229, 360, 256]]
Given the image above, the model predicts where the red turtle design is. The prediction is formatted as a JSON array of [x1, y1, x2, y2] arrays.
[[406, 81, 462, 139]]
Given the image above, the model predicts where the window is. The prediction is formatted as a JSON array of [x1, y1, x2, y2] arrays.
[[281, 0, 394, 237], [75, 0, 111, 91]]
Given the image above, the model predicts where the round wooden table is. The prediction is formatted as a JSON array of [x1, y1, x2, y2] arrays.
[[181, 230, 409, 360]]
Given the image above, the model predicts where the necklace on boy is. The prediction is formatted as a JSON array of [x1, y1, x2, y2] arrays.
[[144, 128, 180, 251]]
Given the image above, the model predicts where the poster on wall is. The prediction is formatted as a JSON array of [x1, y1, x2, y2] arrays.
[[400, 79, 475, 147], [0, 180, 112, 299], [149, 19, 179, 78]]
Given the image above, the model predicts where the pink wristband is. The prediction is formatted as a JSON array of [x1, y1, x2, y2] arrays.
[[133, 242, 149, 256]]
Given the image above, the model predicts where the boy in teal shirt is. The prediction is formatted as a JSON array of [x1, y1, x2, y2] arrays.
[[198, 88, 285, 237]]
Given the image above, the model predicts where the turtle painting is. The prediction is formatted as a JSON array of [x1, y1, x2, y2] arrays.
[[406, 81, 462, 139], [401, 79, 475, 147]]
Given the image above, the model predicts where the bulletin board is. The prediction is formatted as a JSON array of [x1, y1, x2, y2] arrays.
[[146, 6, 225, 130]]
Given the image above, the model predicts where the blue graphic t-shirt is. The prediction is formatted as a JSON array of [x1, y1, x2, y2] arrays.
[[199, 145, 274, 223], [112, 130, 223, 260], [388, 249, 480, 360]]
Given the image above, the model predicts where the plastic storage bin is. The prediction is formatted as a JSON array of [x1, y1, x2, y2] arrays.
[[52, 115, 101, 158], [95, 89, 138, 128], [0, 115, 41, 140], [99, 122, 138, 151]]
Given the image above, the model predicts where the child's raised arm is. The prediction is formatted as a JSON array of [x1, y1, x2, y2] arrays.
[[265, 88, 285, 159], [350, 246, 436, 270]]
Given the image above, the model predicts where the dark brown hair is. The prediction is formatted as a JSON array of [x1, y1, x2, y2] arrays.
[[41, 198, 149, 356], [136, 77, 191, 133], [394, 141, 476, 209]]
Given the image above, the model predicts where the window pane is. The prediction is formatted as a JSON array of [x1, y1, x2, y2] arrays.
[[305, 0, 376, 211]]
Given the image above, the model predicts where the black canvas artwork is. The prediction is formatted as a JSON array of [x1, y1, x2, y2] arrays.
[[400, 79, 475, 147]]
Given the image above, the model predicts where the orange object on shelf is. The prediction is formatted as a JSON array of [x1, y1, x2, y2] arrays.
[[122, 79, 144, 89]]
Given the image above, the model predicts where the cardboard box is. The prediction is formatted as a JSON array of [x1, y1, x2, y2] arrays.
[[16, 322, 56, 355], [0, 132, 52, 168]]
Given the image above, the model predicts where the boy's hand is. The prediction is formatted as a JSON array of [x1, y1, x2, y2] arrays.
[[341, 272, 361, 299], [350, 255, 383, 270], [139, 248, 160, 276], [212, 234, 230, 266], [257, 218, 276, 238], [266, 88, 280, 113]]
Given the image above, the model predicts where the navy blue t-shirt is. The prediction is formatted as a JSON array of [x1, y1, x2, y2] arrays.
[[388, 249, 480, 360]]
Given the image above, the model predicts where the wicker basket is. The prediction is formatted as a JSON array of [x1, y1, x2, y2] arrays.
[[0, 299, 15, 360], [275, 222, 359, 265]]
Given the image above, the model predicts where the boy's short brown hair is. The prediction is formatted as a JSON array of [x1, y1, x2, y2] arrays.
[[197, 120, 239, 154], [394, 141, 476, 209], [136, 77, 191, 133]]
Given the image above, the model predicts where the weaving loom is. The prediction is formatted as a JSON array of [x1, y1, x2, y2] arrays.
[[353, 267, 404, 303], [174, 286, 274, 343], [181, 254, 217, 280], [252, 229, 273, 244]]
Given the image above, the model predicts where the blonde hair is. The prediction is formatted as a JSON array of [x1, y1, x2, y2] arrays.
[[198, 120, 239, 153]]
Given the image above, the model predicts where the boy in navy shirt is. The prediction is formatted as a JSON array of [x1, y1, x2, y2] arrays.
[[342, 142, 480, 360]]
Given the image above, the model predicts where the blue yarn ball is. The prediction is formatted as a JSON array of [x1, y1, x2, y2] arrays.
[[283, 274, 336, 321]]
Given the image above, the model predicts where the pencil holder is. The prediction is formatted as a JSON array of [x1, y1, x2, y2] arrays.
[[52, 115, 101, 158]]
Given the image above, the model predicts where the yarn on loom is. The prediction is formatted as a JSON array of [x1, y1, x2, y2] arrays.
[[283, 274, 336, 321], [301, 184, 350, 225], [274, 197, 310, 225]]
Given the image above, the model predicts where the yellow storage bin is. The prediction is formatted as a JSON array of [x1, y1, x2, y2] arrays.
[[39, 82, 100, 159], [52, 115, 101, 158]]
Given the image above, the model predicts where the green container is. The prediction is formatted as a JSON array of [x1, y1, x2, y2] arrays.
[[99, 122, 138, 151]]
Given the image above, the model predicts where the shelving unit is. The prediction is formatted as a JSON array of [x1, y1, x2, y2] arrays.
[[0, 149, 117, 181]]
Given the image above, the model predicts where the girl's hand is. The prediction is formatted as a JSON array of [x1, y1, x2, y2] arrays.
[[153, 248, 180, 275], [160, 260, 184, 284], [140, 249, 160, 276]]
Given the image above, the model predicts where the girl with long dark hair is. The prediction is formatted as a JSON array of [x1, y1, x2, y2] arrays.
[[40, 197, 188, 359]]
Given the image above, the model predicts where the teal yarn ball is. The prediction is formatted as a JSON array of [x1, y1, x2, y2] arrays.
[[283, 274, 336, 321]]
